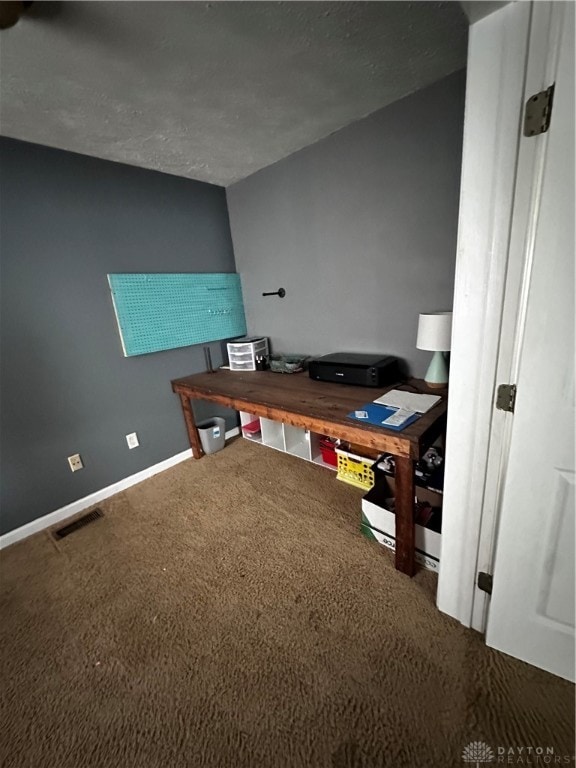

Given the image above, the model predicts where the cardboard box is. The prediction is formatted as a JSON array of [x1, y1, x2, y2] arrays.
[[361, 476, 442, 572]]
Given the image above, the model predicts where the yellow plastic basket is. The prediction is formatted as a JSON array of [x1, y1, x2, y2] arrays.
[[335, 449, 375, 490]]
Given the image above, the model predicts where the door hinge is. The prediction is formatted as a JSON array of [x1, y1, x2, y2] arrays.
[[496, 383, 517, 413], [524, 83, 555, 137], [477, 571, 493, 595]]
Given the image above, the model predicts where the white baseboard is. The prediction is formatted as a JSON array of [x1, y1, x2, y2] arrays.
[[0, 427, 240, 551]]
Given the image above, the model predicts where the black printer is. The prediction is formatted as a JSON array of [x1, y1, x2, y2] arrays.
[[308, 352, 400, 387]]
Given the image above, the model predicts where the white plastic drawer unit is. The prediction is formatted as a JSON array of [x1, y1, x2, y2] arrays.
[[227, 337, 269, 371]]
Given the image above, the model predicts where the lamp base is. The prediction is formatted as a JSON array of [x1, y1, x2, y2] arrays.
[[424, 350, 448, 388]]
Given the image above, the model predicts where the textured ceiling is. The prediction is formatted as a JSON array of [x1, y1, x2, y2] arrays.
[[0, 1, 469, 186]]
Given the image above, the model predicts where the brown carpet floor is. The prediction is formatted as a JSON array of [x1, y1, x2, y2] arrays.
[[0, 438, 574, 768]]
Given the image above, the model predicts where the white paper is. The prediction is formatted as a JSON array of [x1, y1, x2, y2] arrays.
[[380, 408, 416, 428], [373, 389, 441, 414]]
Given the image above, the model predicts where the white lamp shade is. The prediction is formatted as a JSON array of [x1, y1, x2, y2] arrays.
[[417, 311, 452, 352]]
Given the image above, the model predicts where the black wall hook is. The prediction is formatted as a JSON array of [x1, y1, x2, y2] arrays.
[[262, 288, 286, 298]]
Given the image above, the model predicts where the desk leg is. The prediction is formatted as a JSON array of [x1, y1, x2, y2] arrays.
[[179, 393, 204, 459], [394, 456, 416, 576]]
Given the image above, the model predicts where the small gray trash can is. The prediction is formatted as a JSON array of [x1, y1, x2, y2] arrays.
[[197, 417, 226, 454]]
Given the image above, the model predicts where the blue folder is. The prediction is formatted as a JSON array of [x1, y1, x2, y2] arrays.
[[347, 402, 420, 431]]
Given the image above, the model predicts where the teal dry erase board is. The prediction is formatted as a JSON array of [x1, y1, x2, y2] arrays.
[[108, 273, 247, 357]]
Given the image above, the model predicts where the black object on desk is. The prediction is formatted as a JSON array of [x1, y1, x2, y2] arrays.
[[309, 352, 400, 387]]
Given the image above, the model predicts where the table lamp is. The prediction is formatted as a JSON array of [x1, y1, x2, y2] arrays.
[[417, 311, 452, 388]]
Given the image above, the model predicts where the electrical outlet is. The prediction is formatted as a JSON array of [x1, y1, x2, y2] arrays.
[[126, 432, 139, 449], [68, 454, 83, 472]]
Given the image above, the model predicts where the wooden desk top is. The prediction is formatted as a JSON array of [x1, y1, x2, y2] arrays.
[[172, 370, 447, 459]]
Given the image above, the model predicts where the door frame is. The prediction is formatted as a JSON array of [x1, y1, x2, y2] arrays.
[[436, 1, 534, 629]]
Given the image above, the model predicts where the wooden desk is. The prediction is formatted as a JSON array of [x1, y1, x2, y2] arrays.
[[171, 370, 447, 576]]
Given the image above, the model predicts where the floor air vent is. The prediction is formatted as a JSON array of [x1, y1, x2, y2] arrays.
[[53, 508, 104, 540]]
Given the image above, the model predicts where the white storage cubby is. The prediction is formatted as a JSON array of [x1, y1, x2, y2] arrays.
[[240, 412, 262, 443], [260, 418, 286, 452], [239, 411, 336, 470], [283, 424, 311, 461], [309, 432, 337, 470]]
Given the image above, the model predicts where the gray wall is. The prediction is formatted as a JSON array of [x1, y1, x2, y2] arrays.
[[0, 138, 236, 535], [226, 70, 466, 377]]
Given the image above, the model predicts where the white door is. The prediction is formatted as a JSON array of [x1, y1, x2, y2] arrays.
[[485, 2, 575, 682]]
